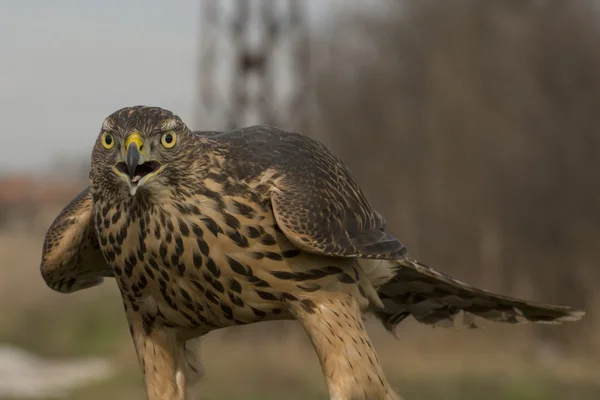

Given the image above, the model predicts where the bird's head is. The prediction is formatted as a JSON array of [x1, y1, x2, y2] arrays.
[[90, 106, 199, 199]]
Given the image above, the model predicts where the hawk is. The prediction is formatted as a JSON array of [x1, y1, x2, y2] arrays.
[[40, 106, 583, 400]]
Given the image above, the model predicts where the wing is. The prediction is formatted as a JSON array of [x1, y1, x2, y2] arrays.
[[215, 126, 407, 259], [40, 187, 113, 293], [270, 169, 406, 259]]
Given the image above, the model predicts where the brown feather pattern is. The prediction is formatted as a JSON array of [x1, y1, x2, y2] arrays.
[[39, 106, 584, 400]]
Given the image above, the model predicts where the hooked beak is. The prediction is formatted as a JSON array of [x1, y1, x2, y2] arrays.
[[125, 132, 145, 180], [126, 141, 141, 180], [113, 132, 163, 196]]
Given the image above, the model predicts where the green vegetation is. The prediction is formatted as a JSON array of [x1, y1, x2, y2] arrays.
[[2, 289, 598, 399], [60, 372, 600, 400]]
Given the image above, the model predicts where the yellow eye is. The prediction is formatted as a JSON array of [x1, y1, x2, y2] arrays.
[[102, 132, 115, 149], [161, 131, 177, 148]]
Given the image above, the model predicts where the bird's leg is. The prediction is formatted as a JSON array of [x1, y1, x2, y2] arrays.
[[125, 308, 188, 400], [290, 294, 402, 400]]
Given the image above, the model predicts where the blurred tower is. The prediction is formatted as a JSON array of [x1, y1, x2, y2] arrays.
[[195, 0, 311, 133], [195, 0, 312, 340]]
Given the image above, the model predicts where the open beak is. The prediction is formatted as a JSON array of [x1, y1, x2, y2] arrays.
[[113, 132, 162, 196]]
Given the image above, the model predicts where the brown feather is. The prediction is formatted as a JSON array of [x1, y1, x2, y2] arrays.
[[40, 187, 112, 293], [373, 258, 585, 333]]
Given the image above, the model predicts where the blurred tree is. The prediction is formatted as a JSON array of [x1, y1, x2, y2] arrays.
[[311, 0, 600, 348]]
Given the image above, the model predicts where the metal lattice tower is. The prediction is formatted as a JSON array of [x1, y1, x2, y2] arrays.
[[195, 0, 312, 339], [195, 0, 311, 134]]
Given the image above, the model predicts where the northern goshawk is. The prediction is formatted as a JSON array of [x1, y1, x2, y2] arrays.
[[40, 106, 584, 400]]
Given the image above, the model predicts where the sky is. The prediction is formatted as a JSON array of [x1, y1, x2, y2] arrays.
[[0, 0, 201, 172], [0, 0, 379, 173]]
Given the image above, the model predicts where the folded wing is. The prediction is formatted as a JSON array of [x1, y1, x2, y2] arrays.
[[40, 187, 113, 293]]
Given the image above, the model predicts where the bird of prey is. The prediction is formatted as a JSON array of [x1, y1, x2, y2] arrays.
[[40, 106, 584, 400]]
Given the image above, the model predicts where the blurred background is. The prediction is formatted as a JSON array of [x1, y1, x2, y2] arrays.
[[1, 0, 599, 399]]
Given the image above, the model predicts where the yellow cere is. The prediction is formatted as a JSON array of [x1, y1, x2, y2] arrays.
[[125, 131, 144, 150]]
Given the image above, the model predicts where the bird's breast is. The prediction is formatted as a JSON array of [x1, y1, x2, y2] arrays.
[[94, 189, 312, 329]]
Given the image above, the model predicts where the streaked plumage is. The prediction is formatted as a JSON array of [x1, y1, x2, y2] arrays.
[[40, 106, 584, 400]]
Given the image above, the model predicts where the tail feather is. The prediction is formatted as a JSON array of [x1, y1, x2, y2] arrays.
[[374, 258, 585, 333]]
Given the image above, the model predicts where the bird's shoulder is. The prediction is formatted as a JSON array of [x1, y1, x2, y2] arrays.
[[193, 126, 406, 260], [192, 125, 325, 168]]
